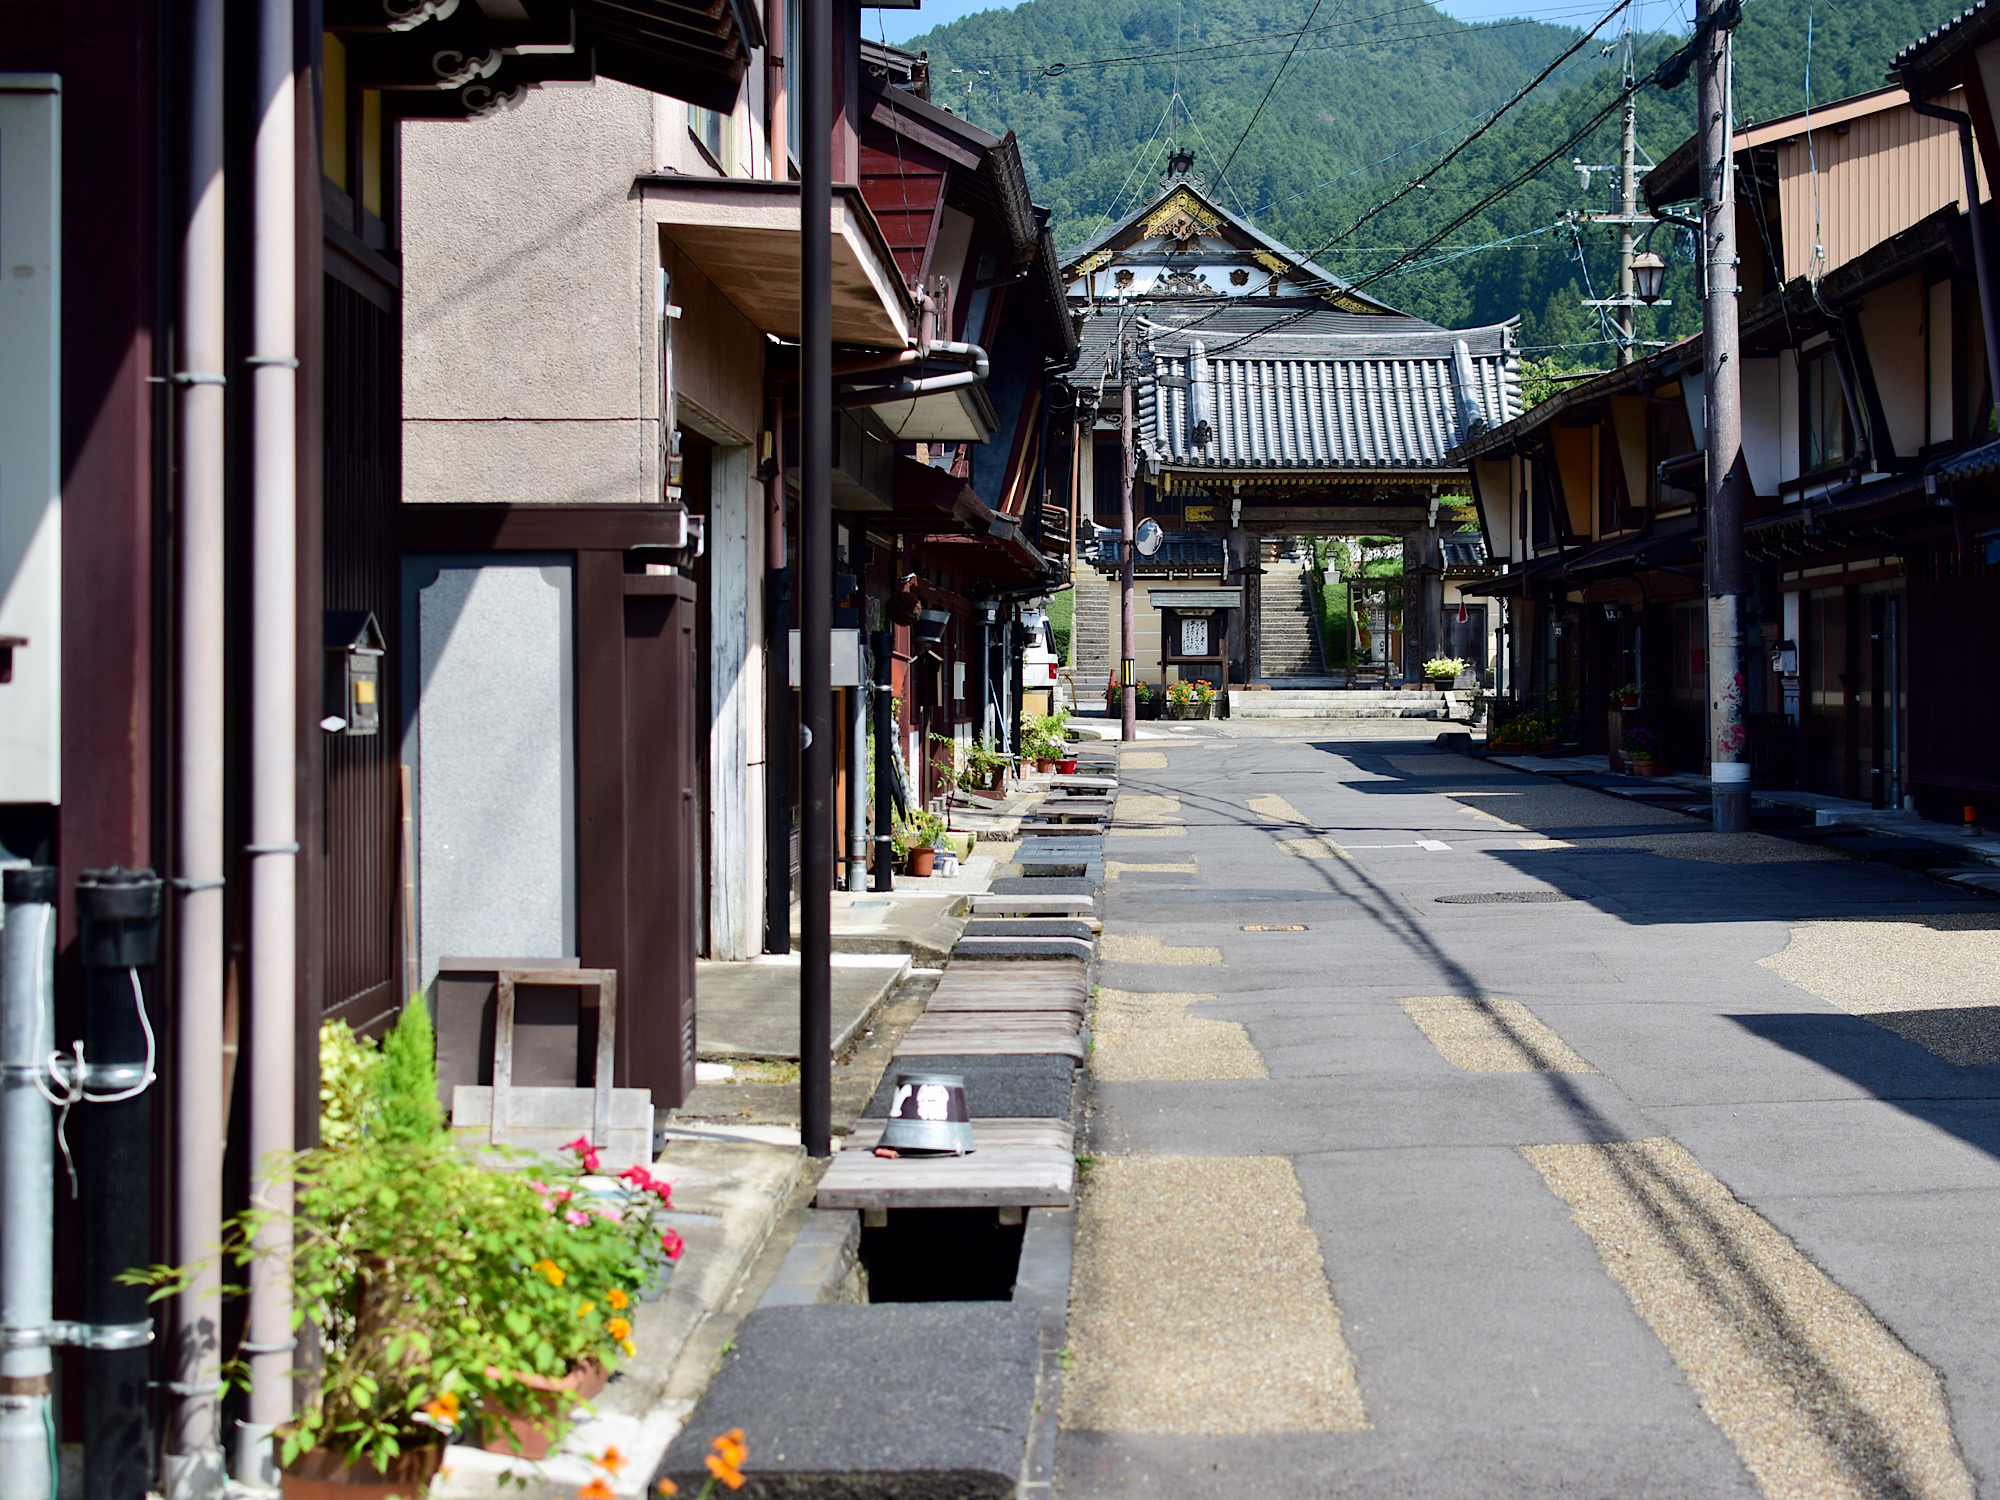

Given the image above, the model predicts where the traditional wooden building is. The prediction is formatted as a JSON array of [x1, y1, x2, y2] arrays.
[[1454, 74, 2000, 815]]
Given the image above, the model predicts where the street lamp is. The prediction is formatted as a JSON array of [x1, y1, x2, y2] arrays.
[[1631, 251, 1668, 304]]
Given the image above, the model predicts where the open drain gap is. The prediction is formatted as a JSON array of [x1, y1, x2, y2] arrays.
[[1435, 891, 1578, 905]]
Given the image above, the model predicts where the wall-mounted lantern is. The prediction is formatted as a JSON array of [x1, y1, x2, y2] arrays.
[[324, 611, 386, 736], [1769, 639, 1799, 677]]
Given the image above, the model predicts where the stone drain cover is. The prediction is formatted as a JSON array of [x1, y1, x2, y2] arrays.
[[1434, 891, 1578, 905]]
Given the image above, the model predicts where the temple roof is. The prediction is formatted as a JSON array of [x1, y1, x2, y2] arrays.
[[1061, 145, 1403, 315]]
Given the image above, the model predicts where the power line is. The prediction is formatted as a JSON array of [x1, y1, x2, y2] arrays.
[[1214, 0, 1335, 189], [1315, 0, 1630, 253]]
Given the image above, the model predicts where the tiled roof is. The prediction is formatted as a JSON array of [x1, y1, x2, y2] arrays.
[[1132, 323, 1519, 472], [1891, 2, 1993, 78]]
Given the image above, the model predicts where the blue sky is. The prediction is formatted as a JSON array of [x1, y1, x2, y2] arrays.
[[866, 0, 1688, 48]]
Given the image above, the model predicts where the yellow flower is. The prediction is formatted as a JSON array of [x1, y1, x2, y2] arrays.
[[621, 1338, 636, 1358], [421, 1391, 460, 1425], [576, 1302, 596, 1319], [606, 1316, 631, 1342], [535, 1259, 566, 1287], [606, 1288, 630, 1311]]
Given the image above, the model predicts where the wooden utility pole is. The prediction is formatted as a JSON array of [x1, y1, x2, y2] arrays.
[[1616, 40, 1638, 364], [1698, 0, 1749, 831]]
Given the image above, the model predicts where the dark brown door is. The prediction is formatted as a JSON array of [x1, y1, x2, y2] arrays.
[[1802, 586, 1851, 798]]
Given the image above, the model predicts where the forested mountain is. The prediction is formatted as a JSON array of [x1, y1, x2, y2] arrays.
[[897, 0, 1976, 361]]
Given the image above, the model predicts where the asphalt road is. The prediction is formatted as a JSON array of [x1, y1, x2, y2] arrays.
[[1057, 730, 2000, 1500]]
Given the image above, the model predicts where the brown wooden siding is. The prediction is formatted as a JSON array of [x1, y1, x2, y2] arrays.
[[321, 276, 402, 1032], [1775, 87, 1988, 282]]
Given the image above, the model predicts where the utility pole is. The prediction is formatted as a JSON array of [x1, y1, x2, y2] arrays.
[[798, 0, 833, 1158], [1698, 0, 1749, 831], [1616, 37, 1638, 363], [1119, 331, 1137, 741]]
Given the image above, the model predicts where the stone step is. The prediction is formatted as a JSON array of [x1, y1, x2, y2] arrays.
[[1230, 688, 1446, 719]]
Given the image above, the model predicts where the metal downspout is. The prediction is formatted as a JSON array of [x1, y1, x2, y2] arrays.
[[165, 0, 227, 1483], [798, 0, 833, 1161], [239, 0, 298, 1481], [0, 868, 57, 1500]]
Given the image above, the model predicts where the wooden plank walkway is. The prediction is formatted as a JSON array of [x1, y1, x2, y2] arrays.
[[897, 1013, 1084, 1059], [928, 959, 1089, 1009], [818, 1118, 1076, 1209], [971, 895, 1097, 916]]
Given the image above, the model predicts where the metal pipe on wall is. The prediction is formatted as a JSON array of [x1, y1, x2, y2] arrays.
[[764, 396, 792, 954], [1119, 340, 1136, 742], [165, 0, 228, 1480], [798, 0, 833, 1159], [871, 631, 895, 893], [846, 680, 866, 891], [78, 869, 163, 1500], [240, 0, 299, 1479], [0, 867, 57, 1500]]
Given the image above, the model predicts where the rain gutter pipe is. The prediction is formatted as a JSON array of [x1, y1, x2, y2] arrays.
[[166, 0, 227, 1482], [0, 868, 57, 1500], [79, 868, 164, 1500], [798, 0, 832, 1162], [240, 0, 299, 1479]]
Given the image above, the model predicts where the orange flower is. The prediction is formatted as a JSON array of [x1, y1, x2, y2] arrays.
[[421, 1391, 460, 1425], [656, 1481, 679, 1497], [578, 1480, 615, 1500], [606, 1288, 630, 1311], [535, 1259, 566, 1287], [705, 1428, 747, 1490], [606, 1316, 632, 1342], [595, 1447, 626, 1474]]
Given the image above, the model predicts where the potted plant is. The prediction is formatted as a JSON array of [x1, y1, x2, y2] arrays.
[[1023, 713, 1068, 772], [1486, 712, 1545, 754], [128, 1003, 681, 1498], [1191, 678, 1218, 718], [1163, 680, 1195, 719], [1423, 657, 1468, 690], [1134, 682, 1161, 721], [1611, 683, 1641, 710], [1621, 727, 1664, 775], [895, 808, 949, 876]]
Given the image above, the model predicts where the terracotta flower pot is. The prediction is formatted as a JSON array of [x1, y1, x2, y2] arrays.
[[481, 1359, 611, 1461], [1035, 758, 1057, 773], [281, 1443, 444, 1500], [1630, 759, 1665, 776], [907, 847, 936, 877], [1619, 694, 1640, 709], [1540, 738, 1561, 754]]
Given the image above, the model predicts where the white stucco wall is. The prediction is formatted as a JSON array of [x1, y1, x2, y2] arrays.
[[400, 80, 660, 505]]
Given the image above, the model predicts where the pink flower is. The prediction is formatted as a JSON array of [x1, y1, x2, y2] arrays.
[[619, 1165, 674, 1205], [564, 1137, 603, 1172], [565, 1208, 591, 1227], [659, 1228, 685, 1261]]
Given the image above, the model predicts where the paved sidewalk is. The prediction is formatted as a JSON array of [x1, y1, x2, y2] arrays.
[[1061, 730, 2000, 1498]]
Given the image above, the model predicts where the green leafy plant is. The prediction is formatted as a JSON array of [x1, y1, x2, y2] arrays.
[[1423, 657, 1469, 681], [1609, 683, 1641, 707], [1621, 726, 1661, 761], [126, 1003, 681, 1474], [1487, 711, 1550, 752], [894, 807, 950, 856], [1023, 711, 1071, 761]]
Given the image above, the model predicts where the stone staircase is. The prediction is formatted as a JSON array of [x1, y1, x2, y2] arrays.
[[1256, 560, 1324, 678], [1070, 567, 1111, 690]]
